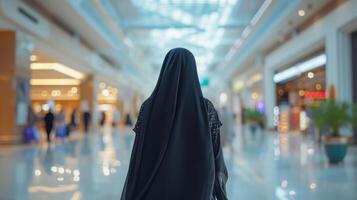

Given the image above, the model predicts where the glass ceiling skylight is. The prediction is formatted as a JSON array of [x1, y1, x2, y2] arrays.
[[129, 0, 239, 76]]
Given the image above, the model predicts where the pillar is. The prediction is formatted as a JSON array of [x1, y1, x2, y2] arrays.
[[115, 99, 124, 125], [326, 29, 353, 103], [264, 66, 276, 129], [80, 74, 98, 128], [0, 30, 31, 144], [326, 29, 354, 136]]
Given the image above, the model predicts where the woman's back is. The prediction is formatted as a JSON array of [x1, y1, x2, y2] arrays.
[[121, 48, 227, 200]]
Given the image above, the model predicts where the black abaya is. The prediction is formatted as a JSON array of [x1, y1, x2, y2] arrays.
[[121, 48, 228, 200]]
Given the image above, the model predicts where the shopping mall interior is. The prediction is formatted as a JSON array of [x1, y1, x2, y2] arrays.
[[1, 0, 357, 199]]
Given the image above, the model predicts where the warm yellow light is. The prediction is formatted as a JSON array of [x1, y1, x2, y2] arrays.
[[307, 72, 314, 79], [251, 92, 258, 100], [51, 90, 61, 97], [30, 63, 84, 79], [28, 184, 78, 193], [299, 90, 305, 96], [102, 89, 110, 97], [233, 80, 244, 92], [30, 79, 81, 86], [298, 9, 305, 17], [247, 73, 262, 86], [315, 83, 322, 90], [71, 87, 78, 94], [30, 55, 38, 62]]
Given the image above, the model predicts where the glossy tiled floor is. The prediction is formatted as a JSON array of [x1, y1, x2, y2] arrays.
[[0, 126, 356, 200]]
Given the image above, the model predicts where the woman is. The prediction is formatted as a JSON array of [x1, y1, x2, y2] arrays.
[[121, 48, 228, 200], [44, 109, 55, 142]]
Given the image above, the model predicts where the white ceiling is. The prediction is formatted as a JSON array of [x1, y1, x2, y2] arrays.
[[30, 0, 332, 94], [100, 0, 266, 77]]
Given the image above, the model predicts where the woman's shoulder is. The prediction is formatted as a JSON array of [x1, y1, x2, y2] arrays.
[[139, 99, 150, 110], [202, 97, 216, 113], [202, 97, 222, 132]]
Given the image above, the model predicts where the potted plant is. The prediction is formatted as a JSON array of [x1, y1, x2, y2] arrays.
[[244, 109, 264, 135], [309, 99, 351, 163]]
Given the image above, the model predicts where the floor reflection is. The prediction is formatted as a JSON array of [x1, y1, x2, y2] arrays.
[[0, 126, 356, 200]]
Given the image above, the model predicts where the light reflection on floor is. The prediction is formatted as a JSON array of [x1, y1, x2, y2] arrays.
[[0, 126, 356, 200]]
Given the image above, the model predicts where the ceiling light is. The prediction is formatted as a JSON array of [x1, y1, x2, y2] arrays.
[[299, 90, 305, 97], [273, 54, 326, 83], [31, 63, 84, 79], [315, 84, 322, 90], [232, 80, 244, 92], [30, 55, 38, 62], [247, 73, 262, 86], [102, 89, 110, 97], [250, 0, 273, 26], [307, 72, 314, 79], [298, 9, 306, 17], [241, 26, 252, 38], [30, 79, 81, 86], [71, 87, 78, 94], [51, 90, 61, 97]]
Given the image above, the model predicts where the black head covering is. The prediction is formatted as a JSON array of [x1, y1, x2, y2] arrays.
[[122, 48, 215, 200]]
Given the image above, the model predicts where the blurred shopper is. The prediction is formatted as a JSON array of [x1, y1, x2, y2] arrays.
[[124, 113, 133, 126], [220, 106, 235, 151], [56, 109, 66, 127], [83, 111, 91, 133], [99, 111, 106, 127], [24, 106, 39, 142], [55, 109, 66, 138], [121, 48, 228, 200], [44, 109, 55, 142], [70, 109, 78, 128], [112, 108, 120, 127]]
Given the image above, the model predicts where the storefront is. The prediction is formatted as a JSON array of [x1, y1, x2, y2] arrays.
[[31, 85, 80, 119], [231, 71, 264, 125], [96, 82, 121, 126], [29, 62, 84, 126], [273, 52, 326, 132]]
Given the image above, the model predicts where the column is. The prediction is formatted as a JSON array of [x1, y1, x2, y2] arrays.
[[80, 74, 98, 128], [326, 29, 353, 103], [326, 29, 354, 137], [115, 99, 124, 125], [241, 85, 252, 109], [0, 31, 31, 144], [264, 66, 276, 129]]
